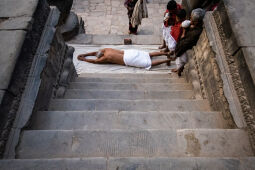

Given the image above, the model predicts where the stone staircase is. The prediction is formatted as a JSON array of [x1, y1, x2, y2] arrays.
[[1, 0, 254, 169], [1, 73, 254, 169]]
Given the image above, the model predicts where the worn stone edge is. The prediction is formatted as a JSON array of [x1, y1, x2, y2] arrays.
[[210, 11, 255, 153], [204, 12, 246, 128], [0, 0, 50, 158], [3, 7, 60, 159], [183, 50, 204, 99]]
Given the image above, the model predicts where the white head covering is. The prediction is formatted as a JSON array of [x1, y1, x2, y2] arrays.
[[191, 8, 206, 22]]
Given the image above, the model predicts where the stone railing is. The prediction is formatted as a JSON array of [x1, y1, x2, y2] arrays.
[[184, 1, 255, 153], [0, 0, 83, 158]]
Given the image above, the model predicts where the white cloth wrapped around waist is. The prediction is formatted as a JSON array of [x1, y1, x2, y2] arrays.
[[176, 53, 187, 69], [162, 25, 171, 42], [167, 34, 177, 51], [123, 50, 151, 70]]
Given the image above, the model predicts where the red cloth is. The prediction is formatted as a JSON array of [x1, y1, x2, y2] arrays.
[[170, 21, 182, 42], [210, 3, 218, 11], [164, 4, 182, 27]]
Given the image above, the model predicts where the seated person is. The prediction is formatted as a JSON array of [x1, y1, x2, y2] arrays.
[[159, 0, 182, 51], [77, 48, 171, 70], [167, 9, 187, 52], [171, 8, 205, 76]]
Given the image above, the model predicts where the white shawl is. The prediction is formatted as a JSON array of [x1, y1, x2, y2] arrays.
[[131, 0, 148, 27]]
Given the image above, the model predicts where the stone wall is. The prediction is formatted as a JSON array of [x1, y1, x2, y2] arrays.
[[184, 29, 236, 129], [48, 0, 85, 41], [0, 0, 77, 158], [213, 0, 255, 152], [184, 8, 255, 153], [0, 0, 50, 158]]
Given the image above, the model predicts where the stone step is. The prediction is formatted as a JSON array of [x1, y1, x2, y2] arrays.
[[31, 111, 224, 130], [17, 129, 253, 158], [48, 99, 211, 111], [75, 77, 186, 84], [69, 82, 192, 91], [68, 34, 162, 45], [64, 90, 194, 99], [1, 157, 255, 170], [78, 73, 174, 79]]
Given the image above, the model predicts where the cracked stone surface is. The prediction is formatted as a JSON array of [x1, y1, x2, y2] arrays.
[[72, 0, 181, 35]]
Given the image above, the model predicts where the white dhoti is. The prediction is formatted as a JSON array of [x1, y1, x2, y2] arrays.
[[162, 24, 171, 42], [176, 53, 187, 69], [167, 34, 177, 51], [123, 50, 152, 70]]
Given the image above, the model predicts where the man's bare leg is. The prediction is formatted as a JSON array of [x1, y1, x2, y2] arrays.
[[151, 59, 171, 66], [149, 51, 168, 57], [160, 46, 169, 52]]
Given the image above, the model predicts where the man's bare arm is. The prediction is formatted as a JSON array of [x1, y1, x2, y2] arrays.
[[78, 55, 108, 64], [77, 51, 98, 59]]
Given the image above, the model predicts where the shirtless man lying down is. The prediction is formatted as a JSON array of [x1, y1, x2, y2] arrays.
[[77, 48, 171, 70]]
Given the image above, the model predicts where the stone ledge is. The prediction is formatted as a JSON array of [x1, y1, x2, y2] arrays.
[[0, 90, 4, 104], [0, 0, 39, 18], [197, 11, 255, 152], [3, 7, 60, 158], [216, 0, 255, 85], [0, 17, 33, 30], [203, 12, 246, 129], [222, 0, 255, 47], [0, 0, 50, 158], [242, 47, 255, 85], [0, 31, 26, 90]]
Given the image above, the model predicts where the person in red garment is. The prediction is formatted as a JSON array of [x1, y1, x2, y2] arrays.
[[171, 8, 206, 76], [165, 9, 187, 66], [167, 9, 187, 52], [159, 0, 182, 51]]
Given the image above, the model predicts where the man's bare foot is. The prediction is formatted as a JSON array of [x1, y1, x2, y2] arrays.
[[160, 48, 169, 52], [178, 65, 185, 77], [171, 68, 178, 72]]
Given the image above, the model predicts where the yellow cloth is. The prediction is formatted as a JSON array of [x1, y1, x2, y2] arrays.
[[131, 0, 148, 27]]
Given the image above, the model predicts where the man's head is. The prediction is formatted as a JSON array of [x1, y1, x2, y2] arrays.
[[176, 9, 186, 22], [167, 0, 177, 11], [191, 8, 205, 25]]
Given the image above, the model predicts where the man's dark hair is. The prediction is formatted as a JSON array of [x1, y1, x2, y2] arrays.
[[167, 0, 177, 11], [176, 9, 186, 19]]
